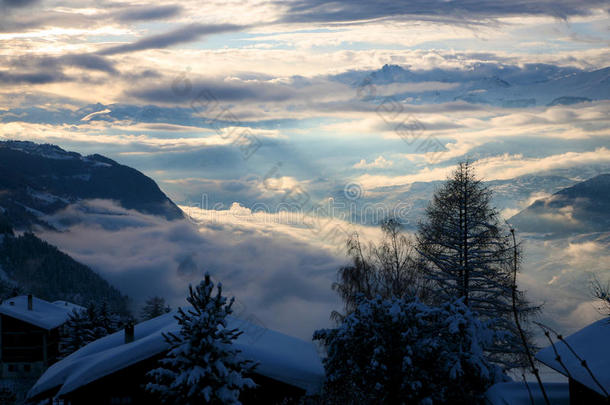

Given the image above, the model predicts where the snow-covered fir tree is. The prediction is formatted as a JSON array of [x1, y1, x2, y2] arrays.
[[314, 295, 504, 405], [59, 302, 123, 358], [59, 308, 92, 358], [140, 296, 171, 320], [146, 274, 257, 404], [91, 301, 122, 339], [416, 161, 537, 369]]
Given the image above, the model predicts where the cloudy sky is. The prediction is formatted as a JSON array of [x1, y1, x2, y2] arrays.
[[2, 0, 609, 208], [2, 0, 610, 337]]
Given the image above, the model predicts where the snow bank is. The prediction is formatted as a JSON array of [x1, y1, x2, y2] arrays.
[[0, 295, 83, 330], [484, 382, 569, 405], [29, 310, 324, 400], [535, 317, 610, 396]]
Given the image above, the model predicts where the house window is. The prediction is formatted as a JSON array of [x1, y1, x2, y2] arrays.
[[23, 364, 31, 372], [7, 364, 15, 372]]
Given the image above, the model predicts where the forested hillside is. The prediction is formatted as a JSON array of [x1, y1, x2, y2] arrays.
[[0, 226, 130, 315]]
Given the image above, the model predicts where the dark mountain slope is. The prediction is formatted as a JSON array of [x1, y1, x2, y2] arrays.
[[509, 174, 610, 236], [0, 225, 130, 315], [0, 140, 182, 229]]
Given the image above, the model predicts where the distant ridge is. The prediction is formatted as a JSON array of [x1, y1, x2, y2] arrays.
[[509, 174, 610, 236], [0, 140, 183, 229], [332, 64, 610, 107], [0, 140, 191, 315], [0, 228, 130, 315]]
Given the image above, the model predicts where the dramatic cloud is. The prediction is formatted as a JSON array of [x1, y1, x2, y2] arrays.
[[36, 199, 358, 338], [353, 156, 393, 169], [519, 233, 610, 335], [59, 54, 118, 74], [0, 0, 38, 8], [125, 75, 356, 105], [358, 148, 610, 188], [279, 0, 607, 23], [0, 70, 67, 84], [117, 5, 183, 22], [5, 53, 118, 77], [99, 23, 245, 55], [35, 199, 610, 342]]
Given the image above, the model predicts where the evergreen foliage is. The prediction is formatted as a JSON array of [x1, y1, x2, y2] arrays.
[[0, 232, 130, 315], [146, 274, 257, 404], [0, 278, 24, 301], [0, 214, 13, 236], [140, 296, 171, 321], [314, 295, 504, 404], [59, 302, 123, 358], [416, 162, 537, 368]]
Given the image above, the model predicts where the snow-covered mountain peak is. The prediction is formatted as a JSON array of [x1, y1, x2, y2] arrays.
[[0, 140, 79, 161]]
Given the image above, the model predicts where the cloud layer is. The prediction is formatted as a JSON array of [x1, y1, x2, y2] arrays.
[[35, 199, 610, 342], [37, 200, 353, 338]]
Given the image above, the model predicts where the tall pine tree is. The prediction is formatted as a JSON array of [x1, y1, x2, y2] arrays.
[[416, 162, 537, 369], [146, 274, 256, 404]]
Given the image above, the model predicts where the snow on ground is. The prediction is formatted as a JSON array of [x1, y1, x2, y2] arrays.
[[27, 188, 71, 204], [52, 301, 86, 313]]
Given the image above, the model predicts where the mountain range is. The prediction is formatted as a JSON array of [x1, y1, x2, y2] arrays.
[[337, 63, 610, 107]]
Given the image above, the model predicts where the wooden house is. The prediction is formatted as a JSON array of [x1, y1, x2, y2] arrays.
[[485, 317, 610, 404], [28, 311, 325, 404], [0, 295, 81, 380], [535, 317, 610, 404]]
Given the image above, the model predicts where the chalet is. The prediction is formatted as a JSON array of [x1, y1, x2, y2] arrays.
[[28, 311, 325, 404], [0, 295, 82, 380], [535, 317, 610, 404], [485, 317, 610, 404]]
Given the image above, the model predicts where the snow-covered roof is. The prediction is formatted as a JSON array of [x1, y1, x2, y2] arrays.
[[535, 317, 610, 397], [52, 300, 86, 313], [484, 382, 569, 405], [28, 311, 325, 400], [0, 296, 83, 330]]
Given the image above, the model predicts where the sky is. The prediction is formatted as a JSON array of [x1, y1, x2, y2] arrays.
[[1, 0, 609, 209], [1, 0, 610, 337]]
